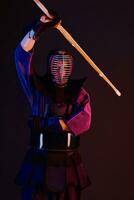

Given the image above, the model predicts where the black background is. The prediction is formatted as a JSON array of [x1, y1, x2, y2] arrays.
[[0, 0, 133, 200]]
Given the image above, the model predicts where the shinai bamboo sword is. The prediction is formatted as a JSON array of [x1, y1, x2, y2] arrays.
[[33, 0, 121, 96]]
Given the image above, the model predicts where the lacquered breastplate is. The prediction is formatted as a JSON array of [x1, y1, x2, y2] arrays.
[[50, 102, 72, 117], [49, 86, 72, 117]]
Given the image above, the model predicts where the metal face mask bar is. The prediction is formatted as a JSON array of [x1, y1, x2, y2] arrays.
[[49, 51, 73, 86]]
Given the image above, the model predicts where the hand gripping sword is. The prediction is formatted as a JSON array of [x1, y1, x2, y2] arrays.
[[33, 0, 121, 96]]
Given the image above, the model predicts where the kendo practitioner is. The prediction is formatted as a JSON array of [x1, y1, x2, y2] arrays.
[[14, 12, 92, 200]]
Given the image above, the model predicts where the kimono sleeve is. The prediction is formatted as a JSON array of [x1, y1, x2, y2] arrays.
[[15, 44, 34, 106], [65, 88, 91, 136]]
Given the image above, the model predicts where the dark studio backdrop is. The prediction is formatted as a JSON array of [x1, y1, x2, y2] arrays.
[[0, 0, 133, 199]]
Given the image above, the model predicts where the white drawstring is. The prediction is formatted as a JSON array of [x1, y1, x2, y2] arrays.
[[67, 133, 72, 147], [39, 133, 43, 149]]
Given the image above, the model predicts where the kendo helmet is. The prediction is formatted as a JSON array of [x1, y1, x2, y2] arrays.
[[48, 50, 73, 87]]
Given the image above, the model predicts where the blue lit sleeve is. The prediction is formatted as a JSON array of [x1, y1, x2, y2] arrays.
[[15, 44, 34, 106]]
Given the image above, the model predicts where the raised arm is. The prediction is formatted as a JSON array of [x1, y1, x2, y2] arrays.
[[21, 15, 54, 52], [15, 13, 61, 106]]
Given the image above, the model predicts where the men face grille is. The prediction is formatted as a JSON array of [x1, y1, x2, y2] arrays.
[[50, 53, 73, 86]]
